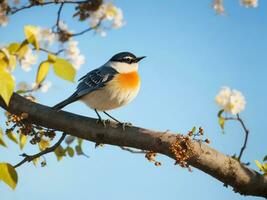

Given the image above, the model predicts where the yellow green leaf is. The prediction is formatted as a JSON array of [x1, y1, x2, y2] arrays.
[[32, 157, 39, 167], [78, 138, 83, 147], [36, 61, 50, 84], [66, 146, 75, 157], [75, 145, 83, 155], [0, 128, 7, 147], [16, 42, 29, 60], [19, 134, 27, 150], [38, 139, 50, 151], [47, 54, 56, 63], [218, 117, 225, 130], [6, 130, 18, 144], [0, 49, 10, 65], [53, 58, 76, 82], [54, 145, 66, 161], [0, 49, 16, 71], [0, 163, 18, 190], [8, 55, 17, 71], [24, 25, 39, 50], [0, 68, 15, 105], [0, 51, 9, 70], [255, 160, 264, 172], [0, 58, 8, 69], [7, 43, 20, 54]]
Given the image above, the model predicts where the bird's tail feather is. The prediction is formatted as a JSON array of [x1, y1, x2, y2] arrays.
[[53, 93, 78, 110]]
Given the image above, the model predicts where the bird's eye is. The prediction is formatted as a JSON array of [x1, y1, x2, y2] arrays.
[[125, 58, 131, 63]]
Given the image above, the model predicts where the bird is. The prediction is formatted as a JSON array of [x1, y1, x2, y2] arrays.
[[53, 52, 145, 125]]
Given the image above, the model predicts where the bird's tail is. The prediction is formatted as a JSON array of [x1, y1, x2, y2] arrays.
[[53, 93, 78, 110]]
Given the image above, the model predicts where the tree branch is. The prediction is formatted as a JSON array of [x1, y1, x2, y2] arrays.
[[13, 132, 66, 168], [0, 93, 266, 198], [9, 1, 88, 15]]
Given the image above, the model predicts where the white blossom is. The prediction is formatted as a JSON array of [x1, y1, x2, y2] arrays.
[[215, 87, 246, 115], [58, 20, 69, 32], [64, 40, 85, 70], [40, 81, 52, 93], [112, 7, 124, 28], [36, 27, 58, 46], [71, 54, 85, 70], [21, 48, 38, 72], [89, 2, 124, 35], [240, 0, 258, 8]]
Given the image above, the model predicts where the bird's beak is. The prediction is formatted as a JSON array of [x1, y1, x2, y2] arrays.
[[135, 56, 146, 62]]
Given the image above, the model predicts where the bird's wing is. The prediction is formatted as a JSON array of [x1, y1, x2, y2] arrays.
[[76, 66, 118, 97], [53, 66, 117, 110]]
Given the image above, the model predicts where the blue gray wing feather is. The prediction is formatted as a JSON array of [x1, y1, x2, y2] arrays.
[[53, 65, 118, 110], [76, 66, 118, 97]]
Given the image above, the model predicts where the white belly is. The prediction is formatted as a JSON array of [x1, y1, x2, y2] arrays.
[[80, 83, 140, 111]]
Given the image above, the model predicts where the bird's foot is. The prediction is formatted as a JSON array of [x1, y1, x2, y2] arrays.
[[119, 122, 132, 130], [96, 119, 110, 127]]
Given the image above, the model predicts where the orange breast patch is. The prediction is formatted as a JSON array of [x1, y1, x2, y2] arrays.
[[115, 71, 140, 90]]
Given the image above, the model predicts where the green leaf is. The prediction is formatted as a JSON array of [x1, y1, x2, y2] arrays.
[[8, 55, 17, 71], [47, 54, 56, 63], [19, 134, 27, 150], [218, 117, 225, 130], [0, 68, 15, 105], [38, 139, 50, 151], [54, 145, 66, 161], [24, 25, 39, 50], [36, 61, 50, 84], [263, 155, 267, 162], [78, 138, 83, 147], [0, 49, 10, 66], [255, 160, 265, 172], [191, 126, 196, 134], [0, 128, 7, 147], [16, 42, 29, 60], [0, 163, 18, 190], [32, 157, 39, 167], [66, 146, 75, 157], [75, 145, 83, 155], [7, 43, 20, 54], [53, 58, 76, 82], [263, 163, 267, 172], [217, 109, 224, 118], [0, 57, 8, 69], [6, 130, 18, 144]]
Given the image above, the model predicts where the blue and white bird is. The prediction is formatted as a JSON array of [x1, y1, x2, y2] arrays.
[[53, 52, 145, 124]]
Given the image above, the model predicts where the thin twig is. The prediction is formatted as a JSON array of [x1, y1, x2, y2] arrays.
[[10, 1, 88, 15], [70, 27, 95, 37], [70, 20, 102, 37], [39, 48, 64, 56], [13, 132, 66, 168], [53, 3, 64, 32], [236, 114, 249, 161], [224, 114, 249, 162], [120, 146, 147, 154]]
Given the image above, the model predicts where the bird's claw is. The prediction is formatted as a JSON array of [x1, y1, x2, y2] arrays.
[[96, 119, 110, 127]]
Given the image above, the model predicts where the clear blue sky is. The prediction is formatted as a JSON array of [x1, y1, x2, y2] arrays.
[[1, 0, 267, 200]]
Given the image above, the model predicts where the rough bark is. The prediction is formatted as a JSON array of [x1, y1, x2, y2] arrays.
[[0, 93, 266, 198]]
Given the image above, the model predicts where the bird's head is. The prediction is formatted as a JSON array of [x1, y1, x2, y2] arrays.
[[108, 52, 146, 73]]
